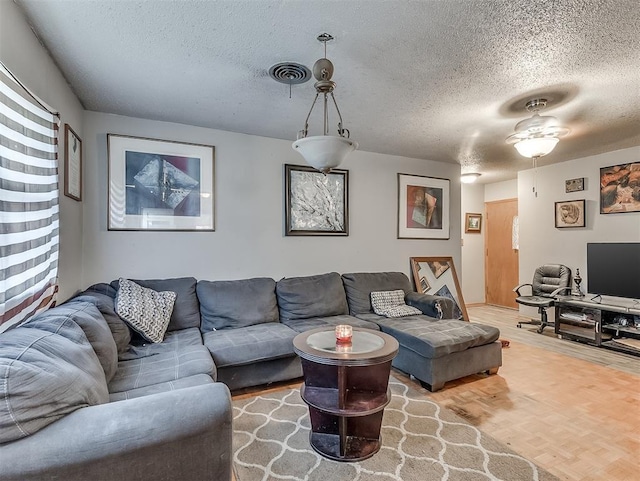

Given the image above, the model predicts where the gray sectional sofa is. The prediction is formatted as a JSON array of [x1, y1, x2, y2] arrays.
[[0, 271, 501, 481]]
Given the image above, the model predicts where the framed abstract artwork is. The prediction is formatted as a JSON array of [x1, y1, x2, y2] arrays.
[[555, 199, 586, 228], [285, 164, 349, 236], [64, 124, 82, 201], [107, 134, 215, 231], [397, 173, 450, 239], [410, 256, 468, 321], [600, 162, 640, 214]]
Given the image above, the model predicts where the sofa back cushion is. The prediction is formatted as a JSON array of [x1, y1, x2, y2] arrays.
[[0, 315, 109, 444], [110, 277, 200, 331], [75, 284, 132, 354], [341, 272, 413, 315], [276, 272, 349, 321], [33, 300, 118, 382], [198, 277, 279, 331]]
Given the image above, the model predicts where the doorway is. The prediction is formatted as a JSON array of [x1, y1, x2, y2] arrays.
[[485, 199, 519, 308]]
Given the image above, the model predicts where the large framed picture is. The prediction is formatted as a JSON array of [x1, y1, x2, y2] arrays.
[[555, 199, 586, 228], [600, 162, 640, 214], [64, 124, 82, 201], [410, 256, 468, 321], [107, 134, 215, 231], [285, 164, 348, 236], [397, 173, 450, 239]]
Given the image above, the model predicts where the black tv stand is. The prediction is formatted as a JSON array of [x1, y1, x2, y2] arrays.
[[555, 296, 640, 357]]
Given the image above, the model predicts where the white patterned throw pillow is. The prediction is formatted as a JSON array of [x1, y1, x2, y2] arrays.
[[115, 278, 177, 343], [370, 290, 422, 318]]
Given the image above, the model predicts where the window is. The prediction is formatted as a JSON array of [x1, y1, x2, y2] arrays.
[[0, 63, 59, 330]]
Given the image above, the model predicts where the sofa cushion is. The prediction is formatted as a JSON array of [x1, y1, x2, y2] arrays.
[[281, 314, 380, 334], [342, 272, 413, 315], [203, 323, 297, 368], [115, 278, 177, 343], [197, 277, 278, 331], [111, 277, 201, 331], [276, 272, 349, 321], [76, 284, 132, 353], [108, 344, 215, 393], [34, 299, 119, 382], [0, 316, 108, 444], [118, 327, 203, 361], [373, 317, 500, 359], [108, 374, 214, 402]]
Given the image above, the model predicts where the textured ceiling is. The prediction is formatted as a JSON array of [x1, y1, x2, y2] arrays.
[[16, 0, 640, 183]]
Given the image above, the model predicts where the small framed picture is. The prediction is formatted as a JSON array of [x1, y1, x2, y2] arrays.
[[64, 124, 82, 201], [285, 164, 349, 236], [555, 199, 586, 228], [565, 177, 584, 193], [465, 213, 482, 233]]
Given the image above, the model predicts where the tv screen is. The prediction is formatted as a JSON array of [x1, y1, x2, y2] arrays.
[[587, 243, 640, 300]]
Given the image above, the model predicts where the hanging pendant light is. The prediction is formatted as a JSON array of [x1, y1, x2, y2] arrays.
[[292, 33, 357, 174], [506, 98, 569, 158]]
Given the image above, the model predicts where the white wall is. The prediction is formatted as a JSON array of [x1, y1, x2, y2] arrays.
[[485, 179, 517, 203], [518, 146, 640, 304], [0, 1, 85, 302], [461, 183, 485, 304], [82, 112, 462, 286]]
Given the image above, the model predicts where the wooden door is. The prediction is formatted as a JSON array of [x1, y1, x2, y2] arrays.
[[485, 199, 519, 308]]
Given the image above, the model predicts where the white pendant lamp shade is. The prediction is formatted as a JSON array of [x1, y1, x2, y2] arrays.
[[292, 135, 358, 174], [513, 137, 559, 158], [292, 33, 356, 173]]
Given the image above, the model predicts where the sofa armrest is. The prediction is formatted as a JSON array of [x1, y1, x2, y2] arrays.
[[405, 292, 455, 319], [0, 383, 232, 481]]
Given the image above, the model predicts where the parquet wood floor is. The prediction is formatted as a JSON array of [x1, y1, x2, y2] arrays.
[[232, 305, 640, 481]]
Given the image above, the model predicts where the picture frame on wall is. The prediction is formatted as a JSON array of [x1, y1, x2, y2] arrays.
[[397, 173, 450, 239], [285, 164, 349, 236], [64, 124, 82, 201], [465, 213, 482, 233], [107, 134, 215, 231], [555, 199, 586, 228], [600, 162, 640, 214], [565, 177, 584, 193]]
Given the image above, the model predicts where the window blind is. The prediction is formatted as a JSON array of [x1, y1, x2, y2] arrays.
[[0, 65, 59, 329]]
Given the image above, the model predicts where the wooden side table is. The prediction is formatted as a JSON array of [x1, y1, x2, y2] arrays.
[[293, 327, 399, 462]]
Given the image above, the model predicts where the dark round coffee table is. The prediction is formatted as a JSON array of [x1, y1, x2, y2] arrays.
[[293, 327, 399, 462]]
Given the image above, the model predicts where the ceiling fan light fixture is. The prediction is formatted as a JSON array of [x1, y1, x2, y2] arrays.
[[506, 98, 569, 159], [514, 137, 559, 158], [460, 173, 481, 184], [292, 33, 357, 173]]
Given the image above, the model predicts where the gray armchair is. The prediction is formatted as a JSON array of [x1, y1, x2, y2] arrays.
[[514, 264, 571, 333]]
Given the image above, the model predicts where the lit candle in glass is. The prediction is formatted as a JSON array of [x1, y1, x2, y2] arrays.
[[335, 324, 352, 344]]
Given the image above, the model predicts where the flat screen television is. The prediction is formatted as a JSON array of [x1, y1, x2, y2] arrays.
[[587, 243, 640, 300]]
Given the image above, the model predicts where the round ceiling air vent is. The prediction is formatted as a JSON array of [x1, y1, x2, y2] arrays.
[[269, 62, 311, 84]]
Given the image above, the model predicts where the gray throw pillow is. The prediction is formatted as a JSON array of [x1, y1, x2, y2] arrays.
[[79, 284, 132, 353], [115, 278, 177, 343], [370, 290, 422, 318], [0, 319, 108, 443]]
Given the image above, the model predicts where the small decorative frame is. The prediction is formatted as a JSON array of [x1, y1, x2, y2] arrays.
[[410, 256, 468, 321], [398, 173, 450, 239], [107, 134, 215, 231], [565, 177, 584, 193], [285, 164, 348, 236], [600, 162, 640, 214], [555, 199, 586, 228], [64, 124, 82, 201], [465, 213, 482, 233]]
